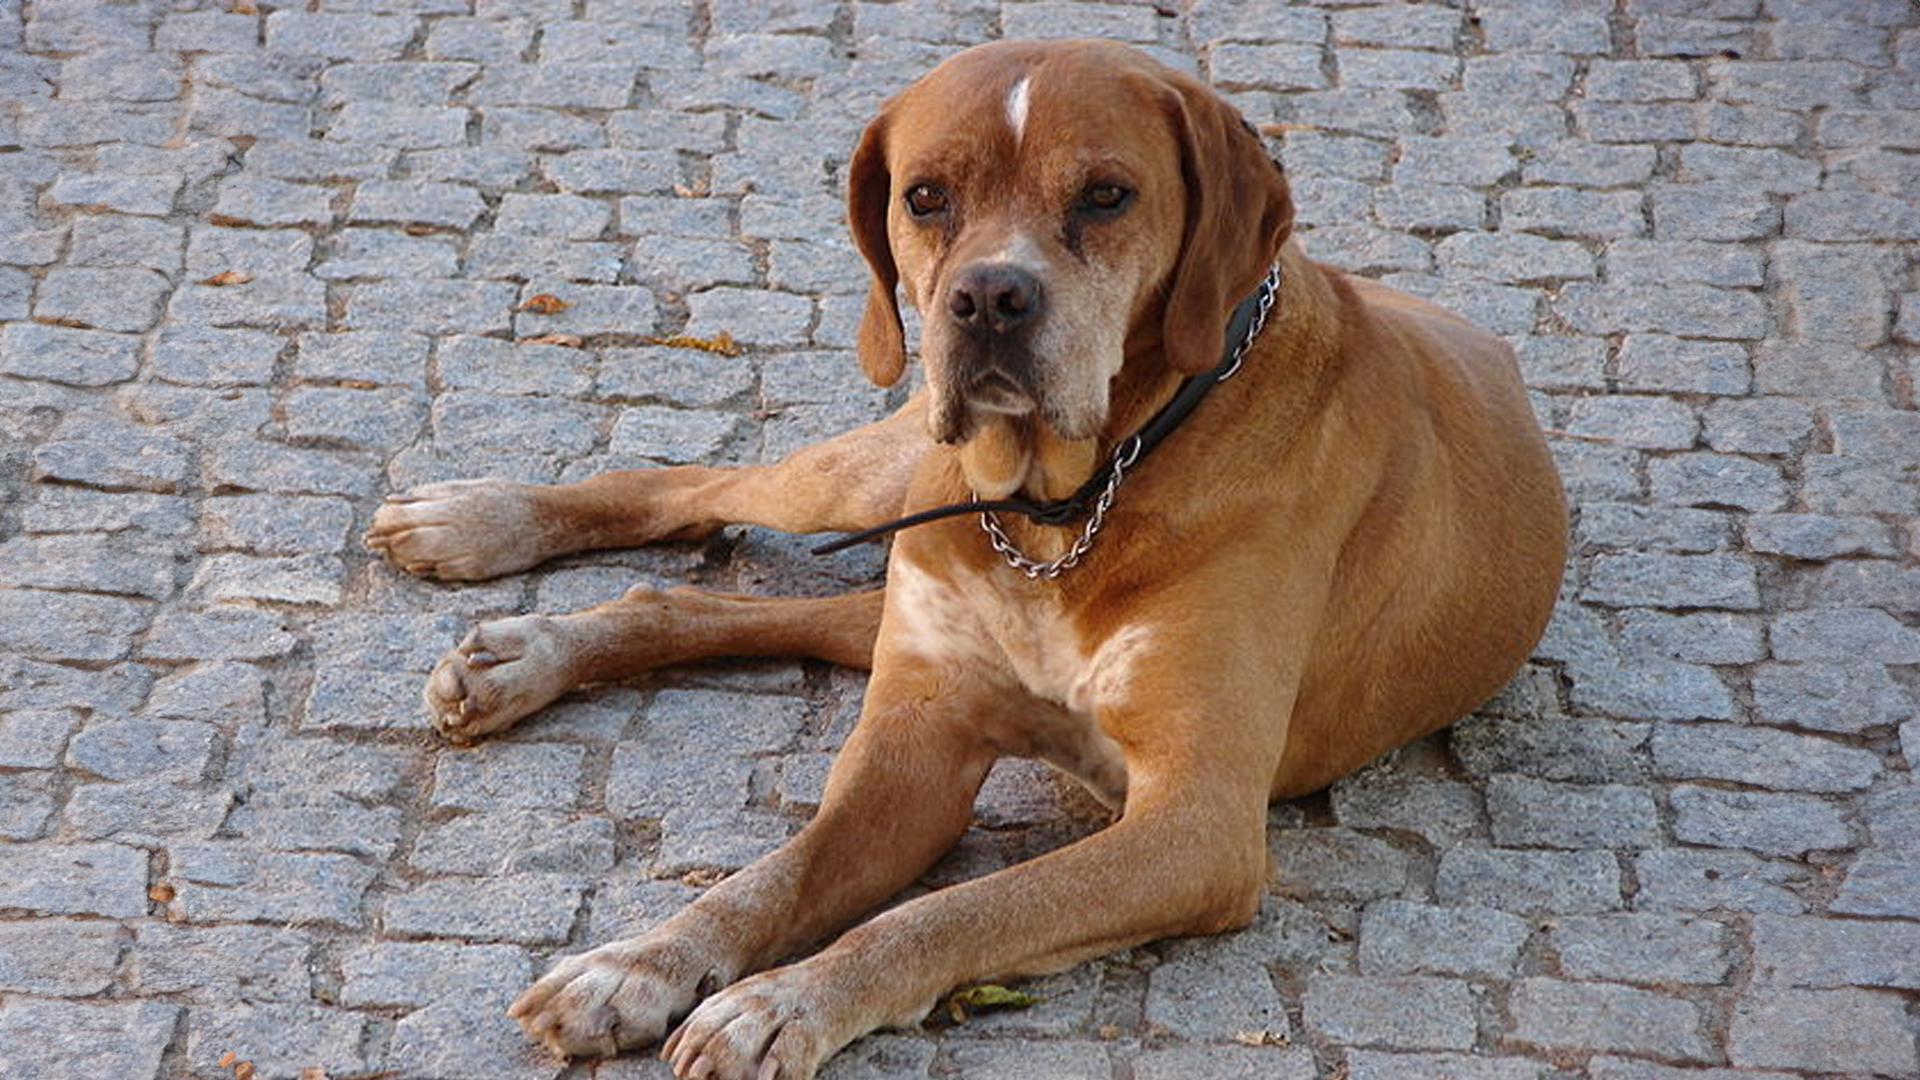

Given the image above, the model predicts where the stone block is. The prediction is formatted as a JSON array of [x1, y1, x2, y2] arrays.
[[0, 999, 177, 1080], [1508, 978, 1712, 1061], [1669, 785, 1854, 856], [1728, 988, 1918, 1076], [431, 742, 588, 810], [0, 918, 124, 995], [1304, 974, 1476, 1050], [130, 923, 314, 1002], [0, 323, 142, 385], [1270, 827, 1411, 902], [1357, 900, 1531, 979], [1486, 776, 1660, 850], [0, 841, 149, 917], [1548, 913, 1734, 985], [1434, 848, 1620, 914]]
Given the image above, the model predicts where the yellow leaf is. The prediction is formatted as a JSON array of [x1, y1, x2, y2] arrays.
[[944, 984, 1042, 1023], [642, 331, 743, 357]]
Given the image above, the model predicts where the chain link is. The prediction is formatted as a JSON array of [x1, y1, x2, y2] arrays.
[[978, 263, 1282, 579]]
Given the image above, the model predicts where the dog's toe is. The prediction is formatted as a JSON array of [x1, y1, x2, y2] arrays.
[[365, 478, 553, 581], [512, 938, 718, 1060], [422, 616, 573, 741]]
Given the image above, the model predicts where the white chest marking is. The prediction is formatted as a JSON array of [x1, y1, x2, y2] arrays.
[[890, 562, 1153, 715], [1006, 76, 1031, 147]]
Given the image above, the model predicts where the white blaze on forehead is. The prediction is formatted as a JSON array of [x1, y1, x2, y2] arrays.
[[1006, 75, 1032, 146]]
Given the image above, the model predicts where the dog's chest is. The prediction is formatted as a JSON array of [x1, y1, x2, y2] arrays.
[[889, 561, 1150, 715]]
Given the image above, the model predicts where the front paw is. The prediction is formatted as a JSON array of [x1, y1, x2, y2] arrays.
[[663, 965, 850, 1080], [365, 478, 556, 581], [423, 615, 575, 742], [510, 936, 726, 1060]]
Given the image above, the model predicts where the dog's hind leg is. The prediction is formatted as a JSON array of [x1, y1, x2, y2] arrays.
[[423, 586, 884, 742], [366, 394, 929, 581]]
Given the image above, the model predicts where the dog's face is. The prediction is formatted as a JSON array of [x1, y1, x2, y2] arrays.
[[847, 40, 1293, 495]]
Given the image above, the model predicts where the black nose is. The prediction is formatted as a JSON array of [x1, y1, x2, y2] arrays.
[[947, 264, 1043, 336]]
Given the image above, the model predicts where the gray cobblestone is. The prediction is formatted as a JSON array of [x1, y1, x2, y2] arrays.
[[1750, 660, 1913, 734], [1671, 786, 1854, 856], [1452, 718, 1648, 783], [1700, 398, 1812, 454], [1435, 848, 1620, 914], [0, 842, 149, 917], [1632, 848, 1810, 915], [34, 267, 170, 332], [68, 215, 184, 271], [1357, 900, 1530, 979], [1304, 974, 1475, 1051], [1331, 771, 1482, 848], [1487, 776, 1660, 850], [211, 177, 335, 229], [1749, 914, 1920, 990], [0, 998, 178, 1080], [186, 225, 316, 278], [1270, 827, 1411, 902], [1346, 1052, 1546, 1080], [1728, 988, 1918, 1076], [1771, 607, 1920, 663], [0, 918, 125, 995], [0, 710, 80, 769], [266, 12, 417, 59], [130, 923, 314, 1003], [185, 1002, 372, 1080], [1574, 503, 1731, 554], [350, 180, 486, 230], [1563, 395, 1696, 450], [1549, 913, 1733, 985], [318, 229, 461, 281], [1503, 187, 1644, 240], [1509, 977, 1712, 1061]]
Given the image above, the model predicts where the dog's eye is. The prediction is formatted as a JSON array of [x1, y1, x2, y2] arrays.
[[905, 184, 950, 218], [1078, 183, 1132, 214]]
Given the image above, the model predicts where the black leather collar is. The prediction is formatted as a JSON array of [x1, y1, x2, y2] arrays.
[[812, 262, 1283, 558]]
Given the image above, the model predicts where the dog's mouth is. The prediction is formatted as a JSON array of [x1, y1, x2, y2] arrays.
[[963, 368, 1037, 417]]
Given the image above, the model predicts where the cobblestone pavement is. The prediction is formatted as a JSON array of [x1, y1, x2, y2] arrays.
[[3, 0, 1919, 1077]]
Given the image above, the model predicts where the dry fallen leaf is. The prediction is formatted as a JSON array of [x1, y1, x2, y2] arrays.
[[681, 868, 726, 888], [200, 270, 251, 287], [218, 1052, 237, 1068], [235, 1062, 255, 1080], [1231, 1029, 1291, 1047], [231, 0, 258, 12], [944, 984, 1042, 1024], [642, 331, 742, 357], [673, 178, 710, 197], [148, 883, 175, 902], [298, 1068, 329, 1080], [519, 293, 572, 315], [520, 333, 584, 347]]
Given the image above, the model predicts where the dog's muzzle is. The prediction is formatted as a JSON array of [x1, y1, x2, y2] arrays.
[[939, 262, 1047, 425]]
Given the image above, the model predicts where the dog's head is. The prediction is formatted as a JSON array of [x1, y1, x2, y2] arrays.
[[847, 39, 1293, 496]]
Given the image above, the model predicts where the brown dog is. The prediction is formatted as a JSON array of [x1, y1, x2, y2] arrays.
[[365, 39, 1566, 1080]]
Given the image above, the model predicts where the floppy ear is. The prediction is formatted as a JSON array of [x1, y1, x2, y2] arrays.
[[1158, 76, 1294, 374], [846, 114, 906, 387]]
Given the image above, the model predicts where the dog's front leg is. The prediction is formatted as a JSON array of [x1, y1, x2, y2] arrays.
[[509, 662, 996, 1058], [663, 689, 1289, 1080]]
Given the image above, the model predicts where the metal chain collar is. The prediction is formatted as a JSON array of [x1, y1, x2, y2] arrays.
[[977, 262, 1283, 580]]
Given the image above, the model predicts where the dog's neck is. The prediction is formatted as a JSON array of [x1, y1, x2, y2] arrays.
[[1034, 240, 1339, 502]]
